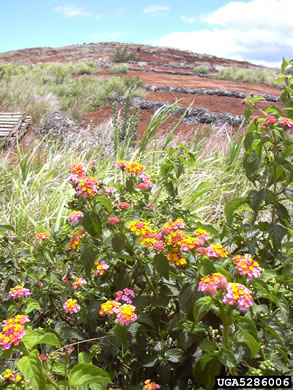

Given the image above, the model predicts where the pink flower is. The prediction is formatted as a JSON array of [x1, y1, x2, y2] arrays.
[[9, 285, 31, 299], [35, 232, 50, 241], [116, 304, 137, 326], [76, 176, 99, 199], [0, 315, 30, 351], [146, 204, 156, 210], [116, 288, 135, 304], [266, 115, 277, 125], [72, 278, 87, 290], [153, 240, 166, 252], [69, 162, 86, 177], [222, 283, 253, 312], [63, 299, 80, 314], [105, 187, 117, 195], [232, 255, 262, 280], [108, 216, 120, 225], [68, 211, 84, 224], [136, 182, 153, 189], [117, 160, 128, 170], [118, 202, 130, 209], [40, 354, 49, 362], [278, 117, 293, 129], [198, 273, 228, 296], [94, 260, 109, 276]]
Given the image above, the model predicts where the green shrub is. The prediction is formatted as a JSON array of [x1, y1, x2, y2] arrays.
[[108, 64, 128, 74], [193, 65, 209, 74], [112, 47, 140, 63], [214, 65, 280, 86]]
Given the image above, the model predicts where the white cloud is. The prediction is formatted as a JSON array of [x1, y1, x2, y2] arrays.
[[143, 5, 169, 16], [55, 5, 92, 17], [153, 0, 293, 67], [180, 16, 197, 24]]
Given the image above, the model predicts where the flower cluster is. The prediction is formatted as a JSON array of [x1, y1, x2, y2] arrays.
[[136, 173, 153, 189], [144, 379, 160, 389], [198, 273, 228, 296], [70, 228, 85, 251], [0, 315, 30, 350], [128, 221, 153, 236], [76, 176, 99, 199], [68, 211, 84, 224], [194, 228, 210, 244], [115, 288, 135, 304], [63, 299, 80, 314], [35, 232, 50, 241], [197, 243, 228, 258], [232, 255, 262, 280], [164, 219, 185, 230], [167, 248, 187, 267], [69, 162, 86, 177], [9, 285, 31, 299], [109, 216, 120, 225], [118, 202, 130, 209], [116, 160, 128, 170], [72, 278, 87, 290], [3, 369, 22, 383], [278, 116, 293, 129], [100, 290, 137, 326], [94, 260, 109, 276], [222, 283, 253, 312], [125, 161, 144, 175]]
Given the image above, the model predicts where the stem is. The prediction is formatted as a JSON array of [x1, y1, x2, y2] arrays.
[[219, 305, 237, 376]]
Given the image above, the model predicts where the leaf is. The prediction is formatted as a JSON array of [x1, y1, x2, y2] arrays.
[[24, 299, 41, 314], [235, 328, 260, 358], [17, 350, 46, 390], [80, 244, 96, 278], [82, 213, 102, 236], [193, 296, 214, 322], [243, 152, 260, 179], [249, 189, 273, 212], [114, 323, 128, 345], [269, 221, 287, 251], [218, 348, 237, 368], [22, 329, 61, 349], [96, 195, 113, 213], [78, 352, 92, 364], [179, 283, 200, 319], [111, 234, 125, 252], [68, 363, 111, 386], [244, 107, 254, 122], [154, 253, 169, 280], [225, 198, 246, 225], [165, 348, 184, 363], [142, 354, 159, 367]]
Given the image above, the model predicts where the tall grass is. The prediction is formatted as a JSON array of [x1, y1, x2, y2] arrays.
[[0, 107, 248, 242], [0, 62, 146, 122], [214, 65, 281, 87]]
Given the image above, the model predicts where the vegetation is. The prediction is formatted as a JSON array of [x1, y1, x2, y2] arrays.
[[214, 65, 281, 87], [112, 48, 140, 63], [193, 65, 209, 75], [109, 65, 128, 75], [0, 62, 146, 122], [0, 59, 292, 389]]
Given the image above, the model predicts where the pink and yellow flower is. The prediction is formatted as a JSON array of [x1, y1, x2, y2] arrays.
[[116, 304, 137, 326], [76, 176, 99, 199], [68, 211, 84, 224], [116, 288, 135, 304], [0, 315, 30, 350], [166, 230, 187, 247], [99, 300, 121, 316], [164, 219, 185, 231], [72, 278, 87, 290], [63, 299, 80, 314], [206, 244, 228, 258], [194, 228, 210, 244], [69, 162, 86, 177], [167, 249, 188, 267], [125, 161, 144, 175], [3, 369, 22, 382], [117, 160, 128, 170], [9, 285, 31, 299], [70, 228, 85, 251], [144, 379, 160, 389], [139, 230, 157, 248], [222, 283, 253, 312], [94, 260, 109, 276], [232, 255, 262, 280], [198, 273, 228, 296], [179, 236, 201, 251], [35, 232, 50, 241], [278, 116, 293, 129], [128, 221, 152, 236]]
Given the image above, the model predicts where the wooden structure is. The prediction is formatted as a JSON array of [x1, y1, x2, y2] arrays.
[[0, 112, 31, 147]]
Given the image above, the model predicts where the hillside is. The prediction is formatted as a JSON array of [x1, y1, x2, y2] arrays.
[[0, 42, 283, 143]]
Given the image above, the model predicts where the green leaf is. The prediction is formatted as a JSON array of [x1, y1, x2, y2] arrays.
[[218, 348, 237, 368], [235, 328, 260, 358], [179, 283, 199, 319], [22, 329, 61, 350], [244, 107, 254, 122], [17, 350, 46, 390], [154, 253, 169, 280], [78, 352, 92, 364], [24, 299, 41, 314], [80, 244, 96, 278], [193, 296, 214, 322], [114, 323, 128, 345], [82, 213, 102, 236], [243, 152, 260, 179], [111, 234, 125, 252], [96, 195, 113, 213], [269, 221, 287, 251], [225, 198, 246, 225], [142, 354, 159, 367], [249, 189, 273, 212], [68, 363, 111, 386], [165, 348, 184, 363]]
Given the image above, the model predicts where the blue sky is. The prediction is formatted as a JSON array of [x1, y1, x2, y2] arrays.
[[1, 0, 292, 67]]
